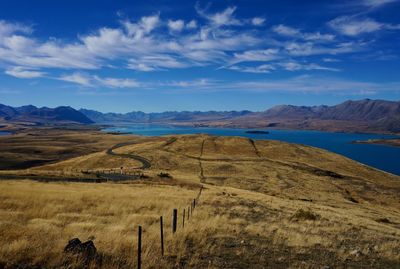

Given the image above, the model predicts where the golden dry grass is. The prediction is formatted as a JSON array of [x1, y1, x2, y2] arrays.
[[1, 180, 399, 268], [0, 180, 200, 268], [1, 133, 400, 268]]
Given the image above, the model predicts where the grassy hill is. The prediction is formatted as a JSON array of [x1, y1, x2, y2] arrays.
[[0, 132, 399, 268]]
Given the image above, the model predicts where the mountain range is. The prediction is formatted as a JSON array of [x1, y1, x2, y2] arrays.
[[0, 104, 93, 124], [1, 99, 399, 134]]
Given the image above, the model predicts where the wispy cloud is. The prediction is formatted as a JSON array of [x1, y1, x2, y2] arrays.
[[328, 15, 400, 36], [5, 66, 45, 78], [272, 24, 335, 41], [128, 54, 187, 71], [251, 17, 266, 26], [59, 73, 139, 88], [362, 0, 398, 8], [164, 75, 399, 95], [59, 73, 93, 87], [196, 5, 242, 27], [229, 64, 274, 73], [279, 62, 340, 72], [228, 60, 339, 73], [94, 76, 139, 88], [0, 20, 32, 37]]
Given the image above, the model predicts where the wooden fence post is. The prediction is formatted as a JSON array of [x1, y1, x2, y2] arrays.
[[160, 216, 164, 256], [187, 206, 190, 220], [172, 209, 177, 234], [183, 209, 185, 228], [193, 199, 196, 209], [137, 226, 142, 269]]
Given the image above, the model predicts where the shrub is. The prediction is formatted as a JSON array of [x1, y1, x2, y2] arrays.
[[291, 209, 320, 221], [158, 172, 172, 178]]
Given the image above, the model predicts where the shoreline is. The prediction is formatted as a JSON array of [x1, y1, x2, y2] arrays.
[[101, 122, 400, 137]]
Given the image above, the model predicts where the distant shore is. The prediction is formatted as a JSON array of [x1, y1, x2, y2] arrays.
[[353, 138, 400, 147]]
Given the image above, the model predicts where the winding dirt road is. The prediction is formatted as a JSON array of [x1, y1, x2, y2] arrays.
[[106, 141, 152, 169]]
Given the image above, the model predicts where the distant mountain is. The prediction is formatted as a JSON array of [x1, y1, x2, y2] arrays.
[[0, 104, 94, 124], [0, 104, 18, 119], [256, 99, 399, 121], [2, 99, 399, 133], [232, 99, 400, 133], [79, 109, 252, 123]]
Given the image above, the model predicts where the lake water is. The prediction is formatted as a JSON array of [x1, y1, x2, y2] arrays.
[[103, 124, 400, 176], [0, 131, 11, 136]]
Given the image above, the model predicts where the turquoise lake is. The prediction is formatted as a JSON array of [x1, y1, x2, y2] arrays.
[[103, 124, 400, 176]]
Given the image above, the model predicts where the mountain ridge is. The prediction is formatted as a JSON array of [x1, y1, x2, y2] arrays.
[[1, 99, 399, 134], [0, 104, 94, 124], [78, 99, 400, 133]]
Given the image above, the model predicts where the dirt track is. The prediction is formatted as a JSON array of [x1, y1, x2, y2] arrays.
[[106, 141, 152, 169]]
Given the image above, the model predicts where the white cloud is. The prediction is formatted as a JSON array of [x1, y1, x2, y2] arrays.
[[159, 78, 215, 89], [123, 13, 160, 40], [304, 32, 335, 41], [140, 14, 160, 33], [94, 76, 139, 88], [0, 20, 32, 37], [230, 49, 280, 65], [279, 62, 339, 72], [362, 0, 398, 8], [284, 41, 359, 56], [228, 60, 339, 73], [59, 73, 93, 87], [323, 58, 340, 62], [251, 17, 266, 26], [59, 72, 139, 88], [186, 20, 197, 29], [168, 19, 185, 32], [229, 64, 274, 73], [328, 16, 383, 36], [196, 5, 242, 27], [272, 24, 334, 41], [5, 66, 45, 78], [328, 16, 400, 36], [155, 75, 399, 95], [272, 24, 300, 36], [128, 55, 187, 71]]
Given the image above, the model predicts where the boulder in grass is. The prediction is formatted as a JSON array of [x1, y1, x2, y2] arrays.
[[64, 237, 97, 263]]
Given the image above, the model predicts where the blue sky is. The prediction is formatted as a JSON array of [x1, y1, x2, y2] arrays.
[[0, 0, 399, 112]]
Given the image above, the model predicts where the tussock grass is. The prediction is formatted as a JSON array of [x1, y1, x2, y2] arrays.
[[1, 181, 400, 268], [0, 180, 199, 268]]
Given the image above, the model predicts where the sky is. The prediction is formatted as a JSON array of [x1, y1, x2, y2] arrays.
[[0, 0, 400, 113]]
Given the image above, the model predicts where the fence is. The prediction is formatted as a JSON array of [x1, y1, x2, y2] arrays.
[[136, 185, 204, 269]]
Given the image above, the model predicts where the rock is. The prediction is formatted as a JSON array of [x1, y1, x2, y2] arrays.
[[64, 237, 97, 263], [64, 238, 82, 253], [80, 240, 97, 260]]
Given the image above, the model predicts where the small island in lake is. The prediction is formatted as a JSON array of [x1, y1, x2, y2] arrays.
[[245, 130, 269, 134], [353, 138, 400, 147]]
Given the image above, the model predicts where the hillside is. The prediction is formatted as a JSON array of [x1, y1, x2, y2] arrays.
[[0, 104, 93, 125], [1, 132, 399, 268]]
